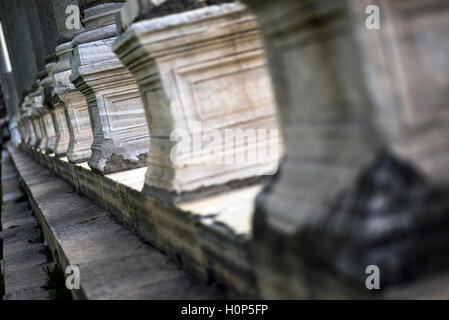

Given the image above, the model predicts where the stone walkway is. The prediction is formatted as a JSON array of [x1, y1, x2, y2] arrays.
[[1, 150, 51, 300], [5, 147, 226, 300]]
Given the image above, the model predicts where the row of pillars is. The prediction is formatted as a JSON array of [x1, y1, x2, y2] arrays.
[[3, 0, 449, 298]]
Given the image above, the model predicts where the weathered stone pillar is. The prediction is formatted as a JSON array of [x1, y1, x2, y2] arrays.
[[54, 43, 93, 162], [18, 104, 31, 147], [40, 64, 58, 154], [48, 82, 71, 158], [70, 0, 150, 174], [29, 88, 45, 150], [240, 0, 449, 298], [50, 92, 71, 158], [51, 0, 90, 160], [22, 97, 36, 148], [37, 108, 50, 151], [17, 112, 26, 145], [36, 106, 50, 152], [113, 0, 281, 202]]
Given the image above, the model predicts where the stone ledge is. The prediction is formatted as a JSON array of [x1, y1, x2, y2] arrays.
[[16, 145, 449, 299], [15, 144, 259, 298], [8, 145, 226, 300], [1, 153, 51, 300]]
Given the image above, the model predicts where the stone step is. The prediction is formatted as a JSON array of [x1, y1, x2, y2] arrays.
[[5, 147, 227, 300], [2, 152, 51, 300]]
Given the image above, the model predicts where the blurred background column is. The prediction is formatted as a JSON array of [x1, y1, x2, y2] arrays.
[[242, 0, 449, 299]]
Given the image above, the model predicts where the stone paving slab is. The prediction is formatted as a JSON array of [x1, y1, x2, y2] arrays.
[[3, 263, 51, 294], [7, 145, 227, 300]]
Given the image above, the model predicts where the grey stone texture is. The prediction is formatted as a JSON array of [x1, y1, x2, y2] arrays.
[[14, 122, 449, 300], [7, 146, 226, 300], [1, 151, 51, 300], [6, 0, 449, 300], [15, 142, 261, 298]]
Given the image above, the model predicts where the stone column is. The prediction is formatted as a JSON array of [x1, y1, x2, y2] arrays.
[[17, 112, 26, 145], [40, 63, 58, 154], [36, 104, 50, 152], [51, 92, 71, 157], [18, 103, 31, 147], [37, 108, 50, 151], [53, 43, 93, 162], [22, 97, 36, 148], [70, 0, 150, 174], [240, 0, 449, 298], [51, 0, 90, 160], [113, 1, 281, 202], [29, 88, 44, 150]]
